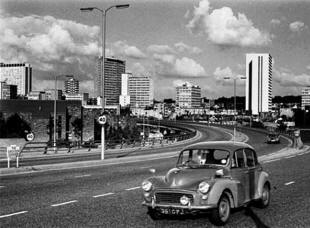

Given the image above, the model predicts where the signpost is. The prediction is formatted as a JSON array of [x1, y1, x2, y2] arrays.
[[98, 115, 106, 160]]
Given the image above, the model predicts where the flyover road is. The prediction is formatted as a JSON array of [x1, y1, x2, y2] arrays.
[[0, 145, 309, 227], [1, 122, 287, 168]]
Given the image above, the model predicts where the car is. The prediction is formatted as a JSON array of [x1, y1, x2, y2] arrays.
[[266, 132, 280, 144], [141, 141, 270, 226]]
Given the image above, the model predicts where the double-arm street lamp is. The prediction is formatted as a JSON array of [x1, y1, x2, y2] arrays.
[[80, 4, 129, 160], [224, 76, 246, 141]]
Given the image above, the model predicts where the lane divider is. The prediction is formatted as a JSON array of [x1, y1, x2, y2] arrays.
[[125, 186, 140, 191], [75, 174, 91, 178], [0, 211, 28, 218], [93, 192, 114, 198], [284, 181, 295, 186], [51, 200, 77, 207]]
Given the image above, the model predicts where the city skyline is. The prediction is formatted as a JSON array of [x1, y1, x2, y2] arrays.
[[1, 0, 310, 100]]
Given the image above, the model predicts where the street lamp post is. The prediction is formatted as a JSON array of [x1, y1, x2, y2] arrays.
[[81, 4, 129, 160], [53, 75, 64, 153], [224, 76, 246, 142]]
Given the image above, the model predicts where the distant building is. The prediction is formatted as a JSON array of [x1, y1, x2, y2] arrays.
[[65, 93, 89, 105], [0, 63, 32, 96], [245, 53, 273, 115], [176, 82, 201, 108], [97, 57, 125, 105], [27, 91, 47, 100], [301, 86, 310, 110], [0, 81, 17, 99], [45, 89, 63, 100], [129, 74, 154, 108], [119, 73, 131, 107], [64, 75, 79, 95]]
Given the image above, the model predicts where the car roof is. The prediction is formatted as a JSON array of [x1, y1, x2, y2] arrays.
[[182, 141, 254, 153]]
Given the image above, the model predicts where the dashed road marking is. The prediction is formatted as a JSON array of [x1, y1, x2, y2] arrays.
[[0, 211, 28, 218], [140, 166, 152, 169], [51, 200, 77, 207], [75, 174, 91, 178], [125, 186, 141, 191], [93, 192, 114, 198], [284, 181, 295, 186], [0, 186, 5, 189]]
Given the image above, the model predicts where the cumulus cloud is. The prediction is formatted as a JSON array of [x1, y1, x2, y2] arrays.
[[147, 44, 176, 54], [289, 21, 307, 32], [111, 40, 146, 59], [0, 14, 100, 74], [174, 42, 202, 54], [274, 68, 310, 87], [153, 54, 206, 78], [186, 0, 272, 47], [213, 66, 245, 85], [270, 19, 281, 25]]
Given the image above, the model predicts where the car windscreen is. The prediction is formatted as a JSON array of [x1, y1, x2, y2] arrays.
[[177, 148, 230, 168]]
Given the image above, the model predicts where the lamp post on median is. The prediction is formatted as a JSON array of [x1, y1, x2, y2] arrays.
[[224, 76, 246, 142], [53, 75, 65, 152], [80, 4, 130, 160]]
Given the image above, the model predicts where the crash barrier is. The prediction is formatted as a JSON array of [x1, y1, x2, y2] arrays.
[[1, 145, 20, 168]]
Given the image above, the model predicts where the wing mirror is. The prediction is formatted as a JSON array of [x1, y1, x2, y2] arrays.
[[149, 168, 156, 174], [215, 169, 224, 177]]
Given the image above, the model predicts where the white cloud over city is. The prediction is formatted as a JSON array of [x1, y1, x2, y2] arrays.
[[186, 0, 272, 47], [289, 21, 307, 32]]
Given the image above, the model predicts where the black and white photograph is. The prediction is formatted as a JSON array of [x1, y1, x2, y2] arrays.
[[1, 0, 310, 227]]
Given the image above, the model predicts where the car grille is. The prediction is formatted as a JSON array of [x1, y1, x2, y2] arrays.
[[155, 192, 194, 204]]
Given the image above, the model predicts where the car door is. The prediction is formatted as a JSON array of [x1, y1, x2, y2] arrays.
[[244, 148, 257, 199], [230, 149, 250, 205]]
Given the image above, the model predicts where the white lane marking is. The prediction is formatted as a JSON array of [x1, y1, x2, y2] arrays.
[[262, 158, 281, 163], [0, 186, 5, 189], [140, 166, 152, 169], [75, 174, 91, 178], [0, 211, 28, 218], [51, 200, 77, 207], [93, 192, 114, 198], [125, 186, 141, 191], [285, 181, 295, 186]]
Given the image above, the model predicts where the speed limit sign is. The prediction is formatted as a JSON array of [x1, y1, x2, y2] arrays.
[[26, 132, 35, 141]]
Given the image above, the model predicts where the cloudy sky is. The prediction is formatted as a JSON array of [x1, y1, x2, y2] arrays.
[[1, 0, 310, 99]]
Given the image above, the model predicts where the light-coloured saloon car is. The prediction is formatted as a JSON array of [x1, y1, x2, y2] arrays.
[[142, 141, 270, 226]]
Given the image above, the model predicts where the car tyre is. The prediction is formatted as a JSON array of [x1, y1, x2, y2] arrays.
[[147, 207, 162, 220], [210, 193, 231, 226], [257, 183, 270, 208]]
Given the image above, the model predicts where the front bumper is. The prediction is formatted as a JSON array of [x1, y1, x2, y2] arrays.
[[142, 201, 216, 210]]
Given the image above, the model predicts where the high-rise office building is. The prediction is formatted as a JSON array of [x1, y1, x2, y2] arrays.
[[176, 82, 201, 108], [128, 74, 154, 108], [97, 57, 126, 105], [119, 73, 131, 107], [301, 86, 310, 110], [0, 63, 32, 96], [0, 81, 17, 99], [64, 75, 79, 95], [245, 53, 273, 115]]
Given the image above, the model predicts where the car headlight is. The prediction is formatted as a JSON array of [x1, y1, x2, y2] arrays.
[[198, 181, 210, 194], [142, 180, 152, 192]]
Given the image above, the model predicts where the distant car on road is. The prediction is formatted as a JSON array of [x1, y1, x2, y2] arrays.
[[141, 141, 271, 226], [266, 132, 280, 144]]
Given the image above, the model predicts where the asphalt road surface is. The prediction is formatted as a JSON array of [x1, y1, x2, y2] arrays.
[[0, 149, 309, 227]]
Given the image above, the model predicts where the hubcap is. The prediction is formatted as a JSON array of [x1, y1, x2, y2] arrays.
[[262, 187, 269, 205], [219, 198, 230, 221]]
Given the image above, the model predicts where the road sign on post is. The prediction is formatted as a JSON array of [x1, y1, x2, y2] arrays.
[[98, 115, 106, 160], [26, 132, 35, 141]]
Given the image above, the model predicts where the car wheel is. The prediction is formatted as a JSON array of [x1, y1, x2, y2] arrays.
[[147, 207, 162, 220], [210, 193, 231, 226], [257, 183, 270, 208]]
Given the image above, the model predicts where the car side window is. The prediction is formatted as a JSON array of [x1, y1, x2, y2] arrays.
[[233, 149, 245, 168], [244, 149, 257, 167]]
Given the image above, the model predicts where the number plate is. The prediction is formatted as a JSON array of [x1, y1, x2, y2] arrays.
[[160, 208, 184, 215]]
